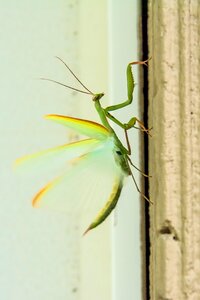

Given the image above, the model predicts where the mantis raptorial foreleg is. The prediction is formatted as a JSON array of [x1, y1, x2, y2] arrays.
[[104, 59, 151, 135], [105, 59, 149, 112]]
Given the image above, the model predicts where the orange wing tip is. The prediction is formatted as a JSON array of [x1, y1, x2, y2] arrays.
[[44, 114, 57, 119], [32, 189, 44, 207], [45, 114, 109, 133], [44, 114, 70, 121], [32, 182, 51, 207]]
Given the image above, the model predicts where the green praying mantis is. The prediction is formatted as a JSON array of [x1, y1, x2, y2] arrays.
[[16, 57, 151, 234]]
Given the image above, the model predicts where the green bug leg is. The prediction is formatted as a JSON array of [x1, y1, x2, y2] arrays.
[[131, 118, 152, 136], [105, 59, 150, 113]]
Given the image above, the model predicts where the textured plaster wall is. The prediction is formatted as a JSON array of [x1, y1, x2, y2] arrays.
[[148, 1, 200, 299]]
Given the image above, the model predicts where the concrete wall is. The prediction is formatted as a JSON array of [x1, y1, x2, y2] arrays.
[[148, 1, 200, 299]]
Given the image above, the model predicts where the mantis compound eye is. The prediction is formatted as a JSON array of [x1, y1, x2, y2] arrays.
[[116, 150, 122, 156]]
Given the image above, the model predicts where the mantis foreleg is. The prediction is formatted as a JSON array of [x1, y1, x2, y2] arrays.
[[103, 59, 151, 136], [105, 59, 149, 113]]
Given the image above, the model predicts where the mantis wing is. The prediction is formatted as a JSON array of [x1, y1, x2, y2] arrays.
[[45, 114, 110, 140], [31, 139, 124, 232], [15, 115, 110, 174], [15, 138, 102, 172]]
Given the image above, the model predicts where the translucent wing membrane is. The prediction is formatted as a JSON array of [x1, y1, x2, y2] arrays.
[[31, 139, 124, 232], [45, 114, 110, 140], [15, 138, 102, 172], [15, 114, 124, 232]]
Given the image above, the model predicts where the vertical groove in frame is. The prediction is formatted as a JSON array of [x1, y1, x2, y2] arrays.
[[140, 0, 150, 299]]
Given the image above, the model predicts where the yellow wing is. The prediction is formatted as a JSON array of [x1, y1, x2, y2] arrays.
[[45, 114, 110, 140]]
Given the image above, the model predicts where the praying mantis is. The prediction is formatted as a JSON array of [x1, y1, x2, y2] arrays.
[[16, 57, 151, 234]]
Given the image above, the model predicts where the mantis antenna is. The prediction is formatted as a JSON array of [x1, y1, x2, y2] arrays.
[[40, 56, 95, 96]]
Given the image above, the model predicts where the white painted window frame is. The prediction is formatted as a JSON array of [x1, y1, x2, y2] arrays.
[[108, 1, 143, 300], [1, 1, 145, 299]]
